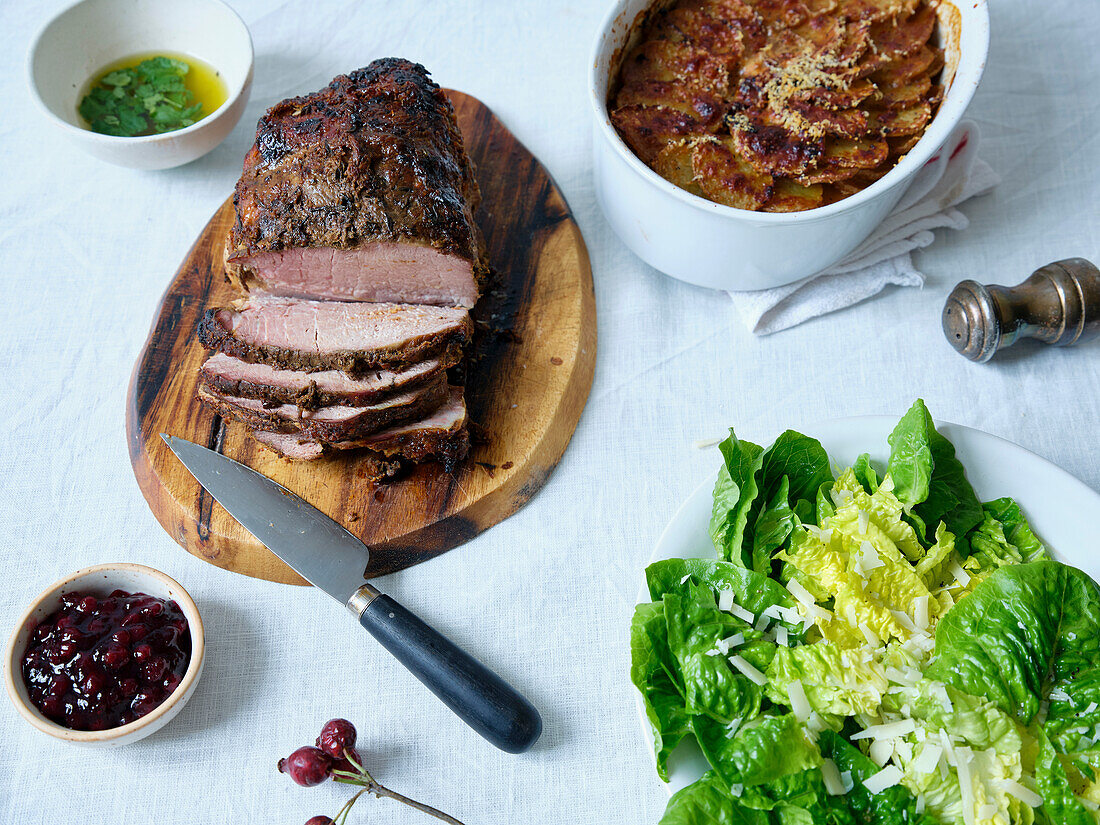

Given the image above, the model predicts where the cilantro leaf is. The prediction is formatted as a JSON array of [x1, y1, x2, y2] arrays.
[[78, 57, 203, 137]]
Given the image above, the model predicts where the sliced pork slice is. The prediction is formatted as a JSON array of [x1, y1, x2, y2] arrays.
[[198, 352, 448, 410], [224, 59, 485, 308], [252, 386, 469, 465], [197, 295, 471, 375], [198, 376, 447, 442], [234, 245, 481, 309]]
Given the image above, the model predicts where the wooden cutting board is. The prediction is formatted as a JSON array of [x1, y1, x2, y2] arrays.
[[126, 90, 596, 585]]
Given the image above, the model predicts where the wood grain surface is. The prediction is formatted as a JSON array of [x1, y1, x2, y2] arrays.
[[126, 90, 596, 585]]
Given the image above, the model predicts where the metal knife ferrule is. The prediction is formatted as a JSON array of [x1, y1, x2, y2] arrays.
[[346, 582, 382, 617]]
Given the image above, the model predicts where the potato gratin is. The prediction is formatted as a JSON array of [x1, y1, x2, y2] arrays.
[[609, 0, 944, 212]]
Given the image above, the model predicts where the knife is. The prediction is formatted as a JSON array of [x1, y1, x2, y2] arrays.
[[161, 434, 542, 753]]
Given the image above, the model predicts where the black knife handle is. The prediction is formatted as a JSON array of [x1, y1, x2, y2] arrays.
[[358, 594, 542, 753]]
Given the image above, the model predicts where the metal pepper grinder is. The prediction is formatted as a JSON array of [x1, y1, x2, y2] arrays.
[[942, 258, 1100, 362]]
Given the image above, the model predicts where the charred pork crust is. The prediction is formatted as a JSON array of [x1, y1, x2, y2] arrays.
[[246, 390, 470, 467], [196, 307, 471, 377], [197, 356, 454, 411], [224, 58, 487, 289], [197, 377, 448, 442], [356, 420, 470, 469], [250, 426, 469, 470]]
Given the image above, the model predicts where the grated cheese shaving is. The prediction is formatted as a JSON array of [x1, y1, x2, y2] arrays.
[[821, 758, 847, 796], [729, 655, 768, 686], [913, 594, 930, 631], [858, 621, 881, 647], [910, 742, 943, 775], [869, 738, 893, 767], [998, 778, 1043, 808], [863, 765, 903, 795], [955, 745, 976, 825], [718, 589, 734, 612], [851, 719, 916, 741], [787, 679, 811, 722], [857, 510, 870, 534], [949, 560, 971, 587], [730, 603, 755, 624]]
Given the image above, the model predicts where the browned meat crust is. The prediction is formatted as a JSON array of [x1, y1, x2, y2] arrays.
[[249, 432, 405, 479], [198, 355, 453, 411], [248, 386, 470, 468], [197, 378, 448, 442], [224, 58, 487, 289], [356, 421, 470, 468], [196, 308, 470, 376], [253, 426, 470, 469]]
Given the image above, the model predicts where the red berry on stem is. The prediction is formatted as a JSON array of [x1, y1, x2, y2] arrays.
[[316, 718, 357, 758], [332, 746, 362, 775], [278, 746, 333, 787], [305, 818, 333, 825]]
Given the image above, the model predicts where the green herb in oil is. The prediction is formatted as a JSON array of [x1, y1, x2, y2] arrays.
[[78, 57, 205, 137]]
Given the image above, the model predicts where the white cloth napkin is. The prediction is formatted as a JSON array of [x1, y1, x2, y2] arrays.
[[728, 121, 1000, 335]]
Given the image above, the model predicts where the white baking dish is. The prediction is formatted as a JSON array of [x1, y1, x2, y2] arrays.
[[589, 0, 989, 291]]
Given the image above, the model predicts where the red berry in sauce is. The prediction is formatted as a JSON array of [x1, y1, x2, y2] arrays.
[[278, 746, 333, 787], [20, 589, 190, 731], [316, 718, 357, 759]]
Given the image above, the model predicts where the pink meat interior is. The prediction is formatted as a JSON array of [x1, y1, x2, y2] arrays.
[[220, 296, 467, 354], [241, 243, 478, 308]]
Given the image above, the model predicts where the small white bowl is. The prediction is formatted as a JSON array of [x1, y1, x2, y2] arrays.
[[590, 0, 990, 291], [4, 563, 205, 747], [27, 0, 254, 170]]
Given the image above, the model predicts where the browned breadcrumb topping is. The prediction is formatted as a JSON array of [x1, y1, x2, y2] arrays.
[[609, 0, 944, 212]]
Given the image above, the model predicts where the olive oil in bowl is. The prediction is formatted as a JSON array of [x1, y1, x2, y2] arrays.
[[78, 52, 228, 137]]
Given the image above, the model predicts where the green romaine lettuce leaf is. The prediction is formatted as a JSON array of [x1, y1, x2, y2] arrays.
[[725, 731, 938, 825], [852, 453, 881, 494], [819, 731, 941, 824], [969, 497, 1049, 571], [766, 642, 888, 721], [710, 432, 765, 567], [664, 594, 770, 723], [631, 601, 691, 779], [778, 475, 941, 649], [1034, 727, 1099, 825], [709, 429, 833, 571], [658, 771, 768, 825], [751, 477, 799, 572], [693, 713, 821, 789], [900, 680, 1023, 754], [646, 558, 797, 618], [886, 399, 983, 553], [927, 561, 1100, 727]]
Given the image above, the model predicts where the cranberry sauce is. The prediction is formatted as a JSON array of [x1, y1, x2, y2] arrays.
[[21, 590, 191, 731]]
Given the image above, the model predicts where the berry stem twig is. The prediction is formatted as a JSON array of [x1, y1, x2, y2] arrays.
[[331, 750, 466, 825]]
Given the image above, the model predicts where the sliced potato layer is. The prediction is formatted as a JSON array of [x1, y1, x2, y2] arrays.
[[609, 0, 943, 211]]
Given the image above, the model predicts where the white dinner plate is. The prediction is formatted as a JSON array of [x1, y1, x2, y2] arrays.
[[636, 415, 1100, 796]]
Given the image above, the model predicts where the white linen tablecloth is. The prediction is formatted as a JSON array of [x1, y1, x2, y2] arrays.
[[0, 1, 1097, 821]]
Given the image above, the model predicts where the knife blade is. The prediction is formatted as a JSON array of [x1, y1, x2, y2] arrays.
[[161, 434, 542, 753], [162, 434, 371, 604]]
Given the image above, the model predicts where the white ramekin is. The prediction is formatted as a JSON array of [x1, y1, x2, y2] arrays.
[[4, 563, 205, 747], [27, 0, 254, 170], [590, 0, 989, 291]]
